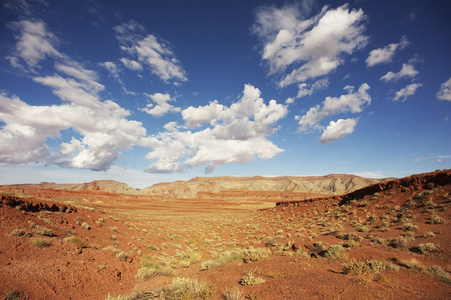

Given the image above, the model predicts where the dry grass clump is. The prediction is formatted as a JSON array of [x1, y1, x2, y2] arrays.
[[428, 266, 451, 284], [223, 286, 244, 300], [181, 251, 202, 264], [105, 294, 130, 300], [423, 231, 436, 238], [394, 258, 426, 272], [243, 248, 270, 263], [10, 228, 29, 237], [389, 236, 411, 248], [402, 222, 419, 232], [160, 277, 214, 299], [430, 214, 445, 224], [64, 236, 88, 249], [81, 222, 91, 230], [239, 270, 265, 286], [343, 260, 387, 275], [4, 289, 22, 300], [32, 238, 50, 248], [323, 244, 348, 260], [336, 232, 363, 242], [414, 243, 439, 255], [137, 265, 175, 281], [33, 225, 54, 237], [200, 249, 245, 271]]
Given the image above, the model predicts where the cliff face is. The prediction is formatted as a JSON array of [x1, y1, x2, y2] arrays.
[[3, 175, 386, 199], [139, 175, 385, 199]]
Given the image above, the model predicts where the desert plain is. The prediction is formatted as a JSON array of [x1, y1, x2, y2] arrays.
[[1, 170, 450, 299]]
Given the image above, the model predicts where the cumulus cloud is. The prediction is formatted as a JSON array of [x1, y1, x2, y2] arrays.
[[141, 84, 287, 173], [436, 77, 451, 101], [8, 20, 62, 69], [0, 18, 147, 171], [141, 93, 181, 117], [253, 4, 368, 87], [114, 20, 187, 84], [0, 93, 146, 171], [366, 36, 409, 67], [296, 78, 329, 99], [393, 83, 422, 101], [320, 118, 357, 144], [380, 64, 418, 82], [297, 83, 371, 132]]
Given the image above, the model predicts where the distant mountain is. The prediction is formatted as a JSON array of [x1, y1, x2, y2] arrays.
[[34, 180, 140, 195], [6, 175, 386, 199], [139, 174, 386, 199]]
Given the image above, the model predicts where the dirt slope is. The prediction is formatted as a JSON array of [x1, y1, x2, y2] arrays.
[[1, 169, 449, 300]]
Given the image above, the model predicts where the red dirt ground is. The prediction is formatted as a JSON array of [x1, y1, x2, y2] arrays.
[[1, 170, 450, 299]]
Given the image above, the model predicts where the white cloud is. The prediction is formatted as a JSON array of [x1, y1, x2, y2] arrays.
[[100, 61, 121, 79], [120, 57, 143, 71], [296, 78, 329, 98], [141, 92, 181, 117], [297, 83, 371, 132], [320, 118, 357, 144], [436, 77, 451, 101], [141, 84, 287, 173], [253, 4, 368, 87], [353, 171, 385, 178], [380, 64, 418, 82], [0, 92, 147, 171], [1, 18, 148, 172], [393, 83, 422, 101], [366, 36, 409, 67], [9, 20, 62, 69], [114, 21, 187, 84], [33, 74, 103, 107]]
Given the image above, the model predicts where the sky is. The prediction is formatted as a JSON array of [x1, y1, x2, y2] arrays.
[[0, 0, 450, 188]]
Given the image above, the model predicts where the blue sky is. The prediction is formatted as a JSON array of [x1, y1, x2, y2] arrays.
[[0, 0, 450, 188]]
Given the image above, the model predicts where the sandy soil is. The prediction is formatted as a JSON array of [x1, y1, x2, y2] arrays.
[[0, 170, 450, 299]]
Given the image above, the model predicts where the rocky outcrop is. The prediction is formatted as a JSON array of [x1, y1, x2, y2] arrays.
[[140, 174, 385, 199], [1, 195, 77, 213]]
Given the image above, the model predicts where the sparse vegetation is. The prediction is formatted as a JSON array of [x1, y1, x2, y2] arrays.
[[10, 228, 28, 237], [428, 266, 451, 284], [223, 286, 244, 300], [64, 236, 88, 249], [343, 260, 387, 275], [414, 243, 439, 255], [32, 238, 50, 248], [239, 269, 265, 286]]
